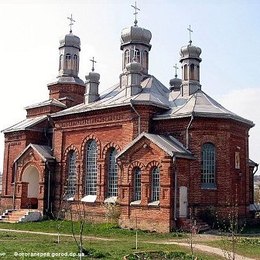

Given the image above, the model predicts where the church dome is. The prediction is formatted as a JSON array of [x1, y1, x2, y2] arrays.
[[180, 44, 202, 62], [85, 71, 100, 83], [59, 33, 81, 50], [120, 26, 152, 50], [125, 60, 142, 72], [169, 77, 182, 91]]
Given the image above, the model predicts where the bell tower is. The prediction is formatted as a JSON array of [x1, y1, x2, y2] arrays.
[[47, 15, 85, 108], [179, 25, 202, 96]]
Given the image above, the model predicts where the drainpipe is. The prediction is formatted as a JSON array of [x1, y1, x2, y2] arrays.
[[45, 161, 51, 214], [12, 161, 18, 210], [130, 99, 141, 136], [185, 114, 194, 149], [173, 156, 177, 221]]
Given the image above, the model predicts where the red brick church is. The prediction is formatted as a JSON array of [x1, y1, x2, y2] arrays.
[[1, 13, 258, 232]]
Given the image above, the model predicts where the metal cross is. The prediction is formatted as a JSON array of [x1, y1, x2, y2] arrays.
[[187, 25, 193, 44], [67, 14, 75, 33], [90, 57, 97, 72], [173, 64, 179, 78], [131, 1, 140, 26]]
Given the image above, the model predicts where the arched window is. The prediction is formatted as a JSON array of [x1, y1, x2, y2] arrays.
[[143, 50, 148, 70], [107, 148, 118, 197], [67, 151, 76, 197], [65, 53, 71, 69], [184, 64, 188, 80], [133, 167, 141, 201], [124, 49, 130, 68], [201, 143, 216, 188], [190, 64, 195, 80], [135, 48, 141, 63], [151, 167, 160, 201], [73, 54, 78, 71], [59, 54, 63, 71], [85, 140, 97, 195]]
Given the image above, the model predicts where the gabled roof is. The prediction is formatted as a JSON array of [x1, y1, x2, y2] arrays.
[[2, 115, 47, 133], [52, 76, 170, 117], [14, 144, 55, 163], [25, 98, 66, 110], [154, 90, 254, 126], [116, 132, 194, 159]]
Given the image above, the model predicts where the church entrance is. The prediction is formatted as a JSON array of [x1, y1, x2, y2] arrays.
[[20, 166, 39, 209], [179, 186, 188, 218]]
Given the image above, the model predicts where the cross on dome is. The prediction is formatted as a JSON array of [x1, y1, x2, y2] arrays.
[[173, 64, 179, 78], [131, 1, 140, 26], [67, 14, 75, 33], [187, 25, 193, 45], [90, 57, 97, 72]]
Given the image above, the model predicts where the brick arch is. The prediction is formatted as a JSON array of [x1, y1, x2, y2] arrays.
[[146, 160, 162, 172], [128, 161, 145, 174], [63, 145, 80, 163], [18, 162, 42, 182], [102, 142, 121, 159], [80, 134, 101, 159]]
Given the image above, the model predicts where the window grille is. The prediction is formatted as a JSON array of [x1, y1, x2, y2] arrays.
[[201, 143, 216, 188], [85, 140, 97, 195], [151, 167, 160, 201], [67, 151, 76, 196], [107, 148, 118, 197], [133, 167, 141, 201]]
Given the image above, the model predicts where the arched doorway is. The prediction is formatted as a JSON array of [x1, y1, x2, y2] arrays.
[[21, 166, 39, 209]]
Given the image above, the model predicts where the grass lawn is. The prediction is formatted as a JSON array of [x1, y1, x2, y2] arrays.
[[0, 220, 223, 259], [202, 236, 260, 259]]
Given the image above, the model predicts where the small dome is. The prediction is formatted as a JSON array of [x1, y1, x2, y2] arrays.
[[180, 44, 202, 62], [125, 60, 142, 72], [120, 26, 152, 50], [59, 33, 81, 50], [85, 71, 100, 83], [169, 77, 182, 91]]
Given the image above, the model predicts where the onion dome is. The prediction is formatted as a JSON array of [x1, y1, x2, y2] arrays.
[[179, 44, 202, 62], [85, 71, 100, 83], [125, 60, 142, 73], [120, 26, 152, 50], [59, 32, 81, 50], [169, 77, 182, 91]]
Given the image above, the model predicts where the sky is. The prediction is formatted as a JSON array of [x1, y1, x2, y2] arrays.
[[0, 0, 259, 173]]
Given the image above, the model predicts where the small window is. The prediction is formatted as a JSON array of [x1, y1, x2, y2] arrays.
[[107, 148, 118, 197], [184, 64, 188, 80], [59, 54, 63, 70], [151, 167, 160, 201], [190, 64, 195, 80], [134, 48, 141, 63], [201, 143, 216, 188], [143, 50, 148, 70], [66, 151, 77, 197], [124, 49, 130, 68], [133, 167, 141, 201], [73, 54, 78, 71]]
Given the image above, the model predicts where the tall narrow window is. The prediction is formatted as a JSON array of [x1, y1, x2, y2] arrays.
[[143, 50, 148, 70], [65, 53, 71, 69], [135, 48, 141, 63], [201, 143, 216, 188], [124, 49, 130, 68], [85, 140, 97, 195], [151, 167, 160, 201], [59, 54, 63, 71], [107, 148, 118, 197], [184, 64, 188, 80], [133, 167, 141, 201], [190, 64, 195, 80], [73, 54, 78, 71], [67, 151, 76, 197]]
